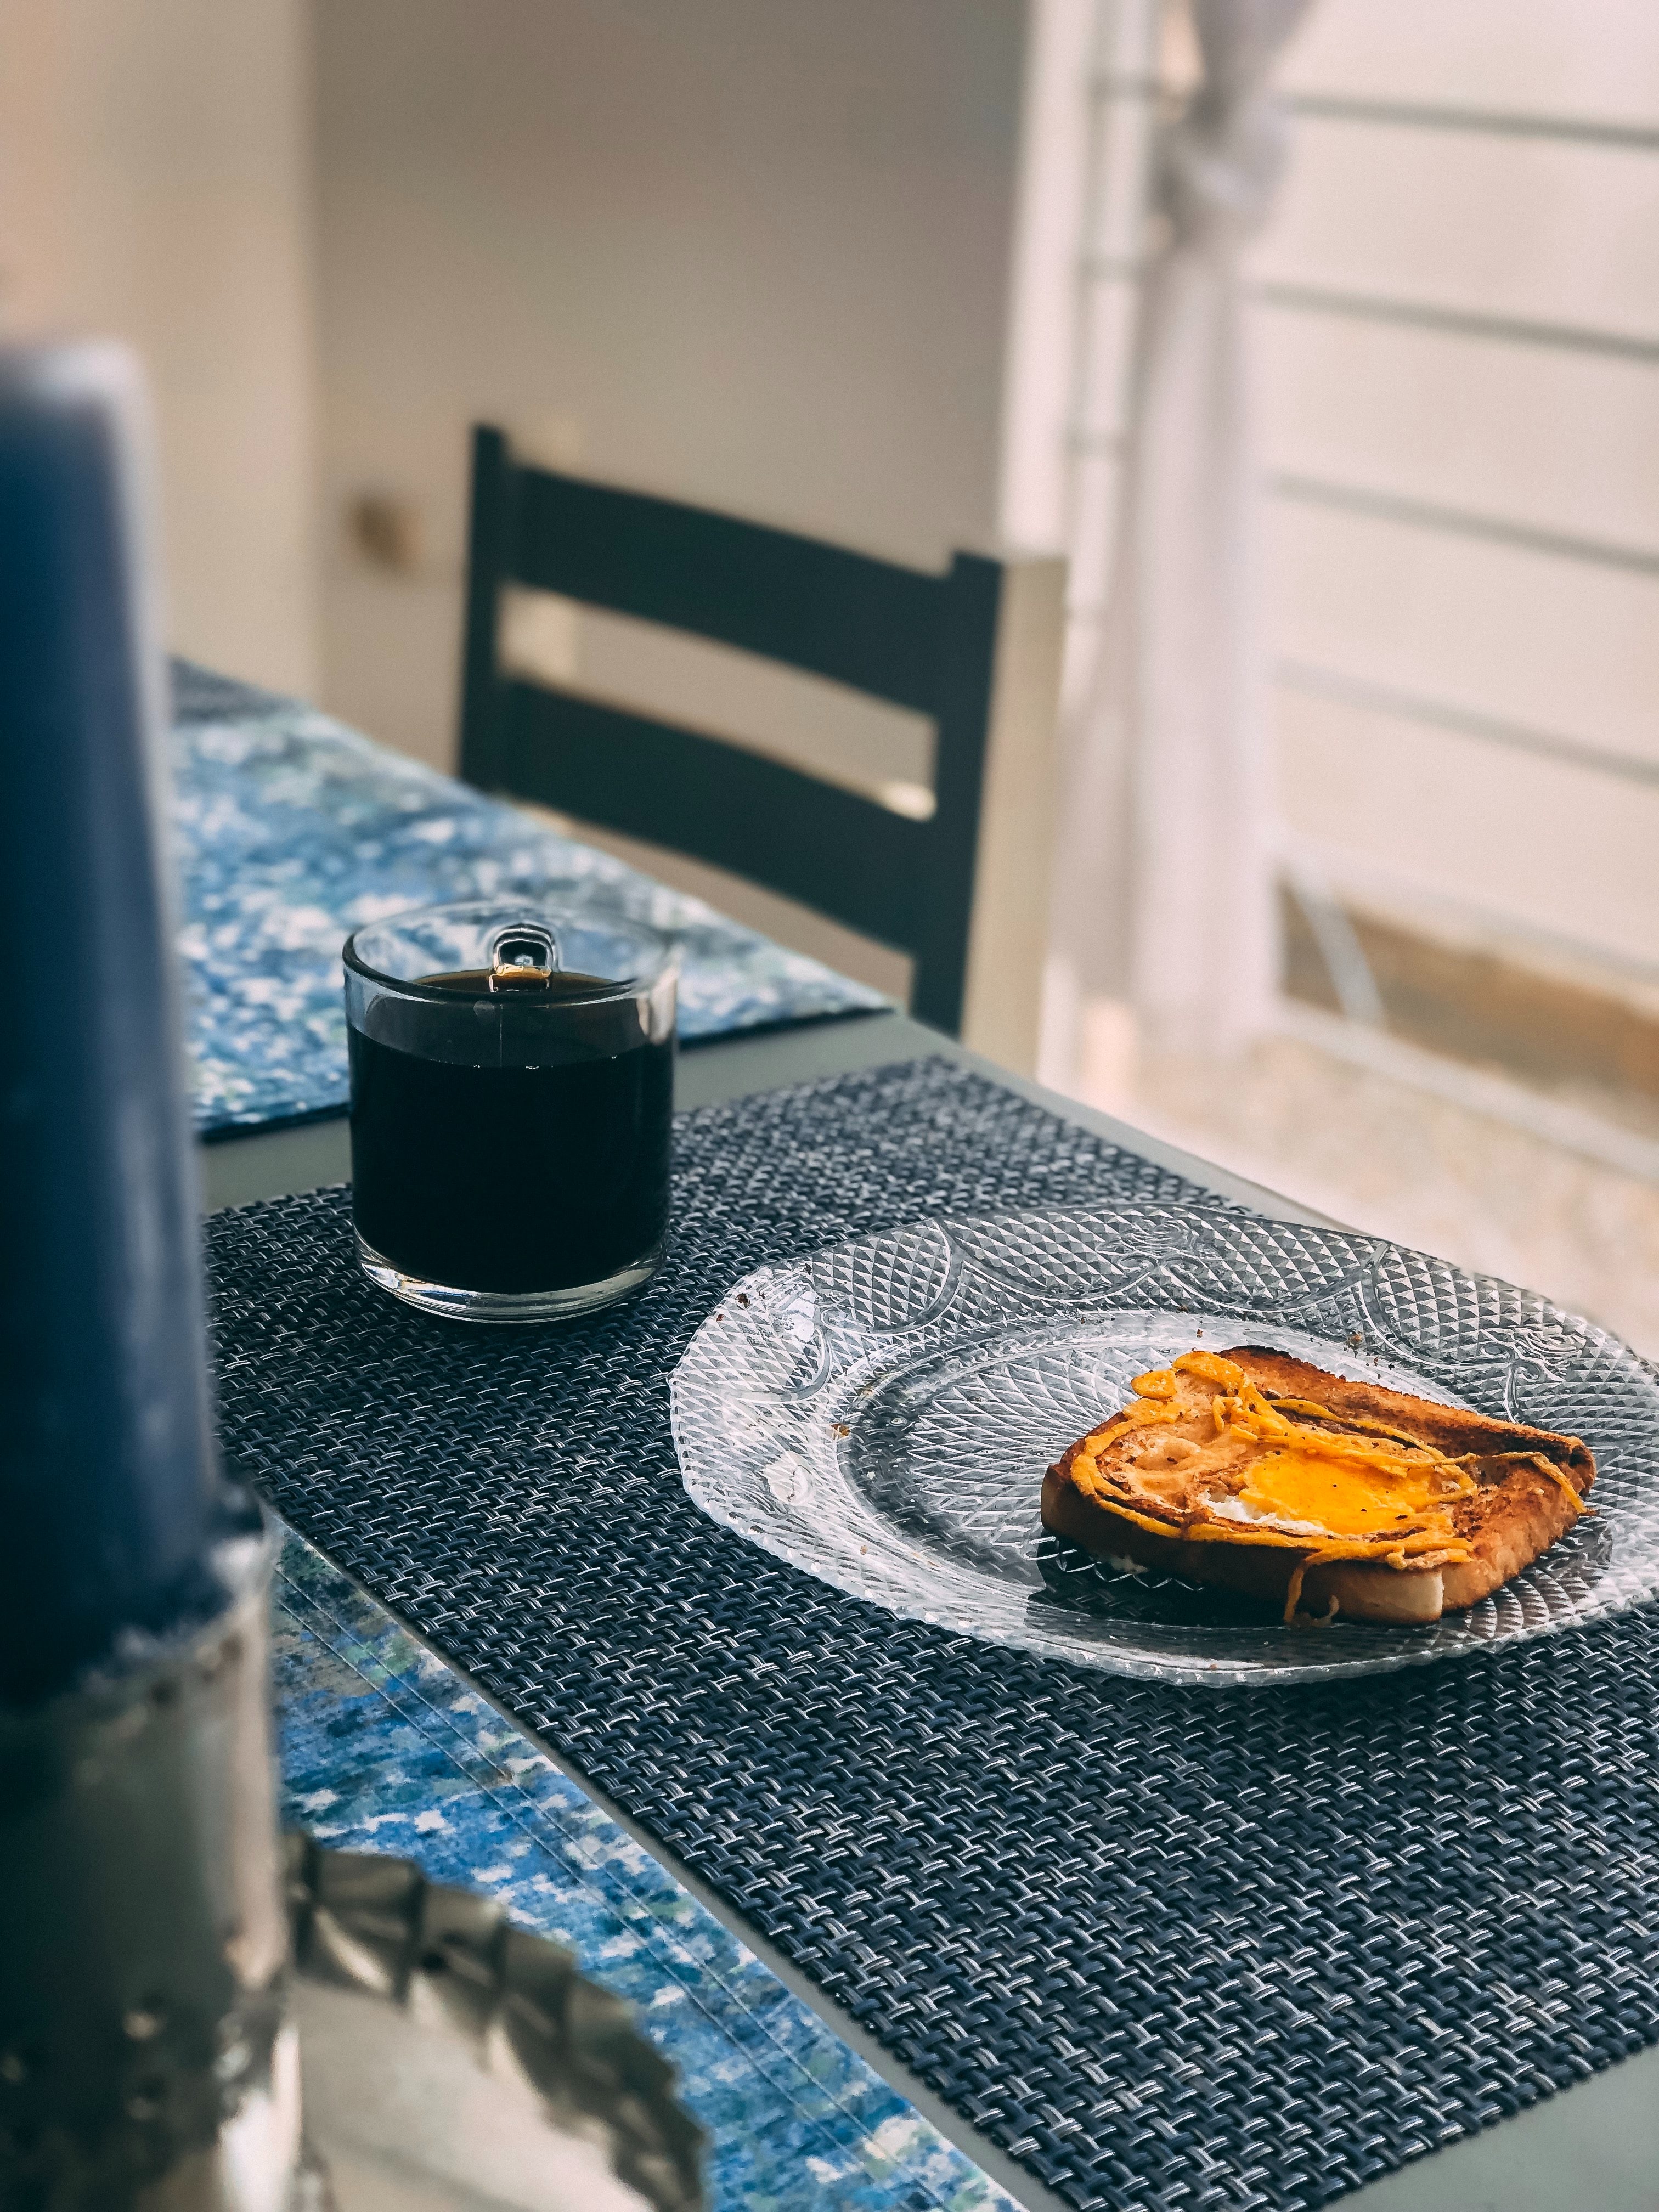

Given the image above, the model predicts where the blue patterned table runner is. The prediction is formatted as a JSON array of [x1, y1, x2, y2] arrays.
[[275, 1530, 1014, 2212], [171, 661, 887, 1137]]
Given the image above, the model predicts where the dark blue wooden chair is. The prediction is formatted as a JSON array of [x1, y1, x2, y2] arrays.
[[458, 426, 1060, 1044]]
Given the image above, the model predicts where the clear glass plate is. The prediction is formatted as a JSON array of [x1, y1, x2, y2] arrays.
[[669, 1203, 1659, 1685]]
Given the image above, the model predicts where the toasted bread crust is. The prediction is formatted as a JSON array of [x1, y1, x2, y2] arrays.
[[1043, 1344, 1594, 1626]]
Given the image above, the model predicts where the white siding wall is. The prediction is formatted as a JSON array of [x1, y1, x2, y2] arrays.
[[1262, 0, 1659, 975], [1057, 0, 1659, 988]]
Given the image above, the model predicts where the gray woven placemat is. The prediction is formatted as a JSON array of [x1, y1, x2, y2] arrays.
[[206, 1057, 1659, 2212]]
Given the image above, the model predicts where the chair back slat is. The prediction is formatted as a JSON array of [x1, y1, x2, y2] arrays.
[[504, 685, 925, 950], [511, 462, 945, 714]]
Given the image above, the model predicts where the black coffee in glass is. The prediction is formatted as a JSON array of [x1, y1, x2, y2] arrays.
[[342, 906, 676, 1322]]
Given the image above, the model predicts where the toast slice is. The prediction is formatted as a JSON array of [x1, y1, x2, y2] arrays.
[[1041, 1345, 1594, 1626]]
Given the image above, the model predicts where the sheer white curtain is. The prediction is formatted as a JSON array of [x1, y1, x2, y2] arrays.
[[1048, 0, 1314, 1070]]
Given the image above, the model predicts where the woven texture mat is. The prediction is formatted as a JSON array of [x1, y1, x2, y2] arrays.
[[206, 1058, 1659, 2212]]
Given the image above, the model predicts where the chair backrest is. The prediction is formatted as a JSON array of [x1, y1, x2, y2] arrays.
[[458, 426, 1057, 1043]]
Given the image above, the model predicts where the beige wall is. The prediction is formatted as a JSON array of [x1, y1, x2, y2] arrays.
[[313, 0, 1025, 772], [0, 0, 320, 694], [0, 0, 1025, 770]]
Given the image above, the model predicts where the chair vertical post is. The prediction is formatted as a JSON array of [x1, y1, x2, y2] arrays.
[[912, 552, 1002, 1036], [958, 554, 1066, 1076], [458, 426, 515, 790]]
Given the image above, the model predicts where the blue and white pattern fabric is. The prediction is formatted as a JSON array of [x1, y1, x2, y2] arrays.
[[170, 662, 888, 1136], [275, 1532, 1015, 2212]]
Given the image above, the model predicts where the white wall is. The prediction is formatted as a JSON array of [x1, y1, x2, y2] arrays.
[[0, 0, 321, 695], [313, 0, 1026, 773], [998, 0, 1098, 557]]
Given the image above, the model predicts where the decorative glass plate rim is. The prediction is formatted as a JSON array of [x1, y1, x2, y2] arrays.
[[668, 1199, 1659, 1686]]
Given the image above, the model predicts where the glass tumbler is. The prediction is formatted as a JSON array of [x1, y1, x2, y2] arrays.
[[342, 901, 676, 1322]]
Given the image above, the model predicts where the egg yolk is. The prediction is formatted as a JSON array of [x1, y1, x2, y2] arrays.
[[1227, 1448, 1459, 1541], [1119, 1349, 1475, 1555]]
